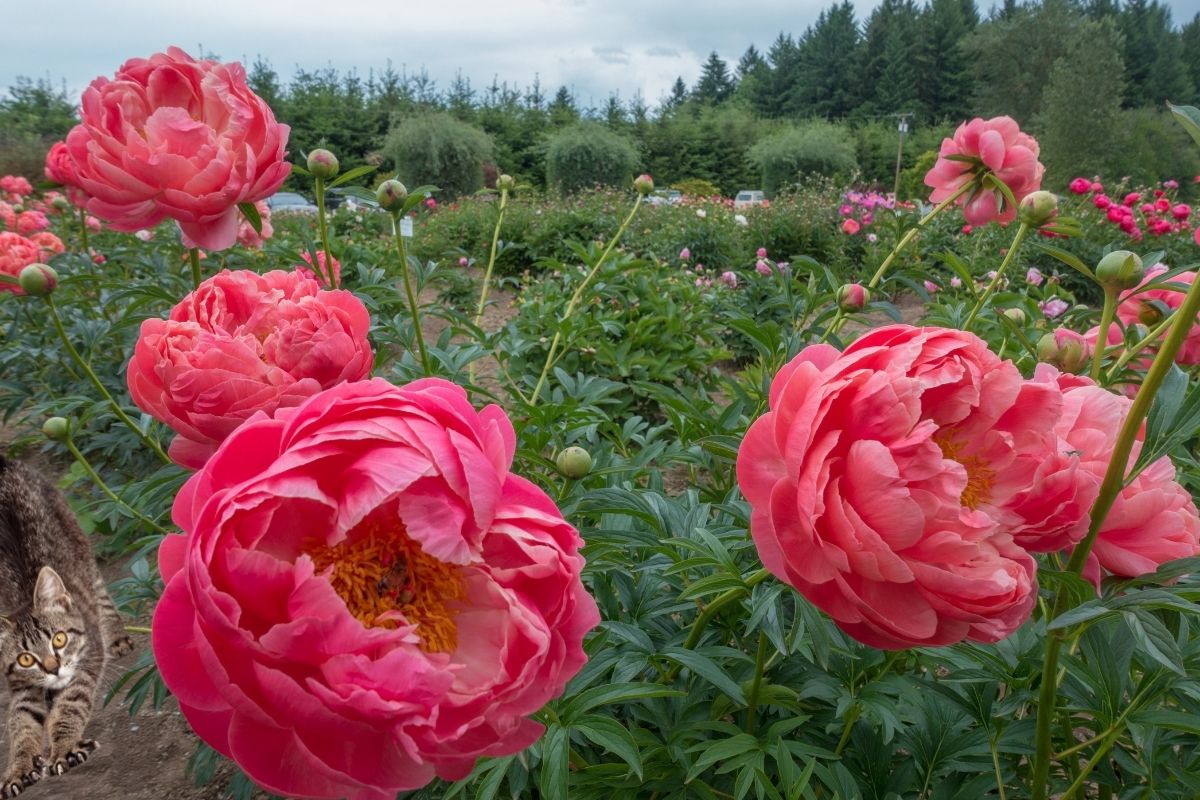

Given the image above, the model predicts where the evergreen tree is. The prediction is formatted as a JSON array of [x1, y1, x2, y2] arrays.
[[1119, 0, 1192, 106], [1182, 14, 1200, 104], [794, 2, 862, 119], [247, 58, 283, 111], [447, 72, 476, 121], [917, 0, 977, 120], [662, 77, 689, 113], [758, 33, 802, 117], [693, 52, 736, 104], [857, 0, 924, 118], [548, 86, 579, 127]]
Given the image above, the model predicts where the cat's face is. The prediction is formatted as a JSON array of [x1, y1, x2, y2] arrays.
[[0, 567, 90, 691]]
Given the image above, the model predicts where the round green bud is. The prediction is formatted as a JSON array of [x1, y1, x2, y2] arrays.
[[836, 283, 869, 312], [1017, 190, 1059, 228], [18, 264, 57, 297], [42, 417, 70, 442], [633, 174, 655, 195], [496, 174, 516, 192], [51, 195, 71, 211], [1095, 250, 1143, 292], [555, 446, 593, 479], [376, 179, 408, 213], [1002, 307, 1026, 325], [1036, 330, 1090, 374], [306, 149, 340, 181]]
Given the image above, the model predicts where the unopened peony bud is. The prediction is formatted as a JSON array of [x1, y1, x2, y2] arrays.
[[1095, 250, 1143, 292], [18, 264, 57, 296], [306, 149, 339, 180], [376, 179, 408, 213], [556, 446, 593, 479], [633, 174, 654, 195], [51, 195, 71, 211], [496, 174, 516, 192], [1037, 330, 1090, 374], [1018, 190, 1059, 228], [836, 283, 869, 311], [1002, 307, 1026, 325], [42, 416, 70, 442]]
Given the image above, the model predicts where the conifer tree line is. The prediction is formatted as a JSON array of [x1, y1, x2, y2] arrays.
[[3, 0, 1200, 193]]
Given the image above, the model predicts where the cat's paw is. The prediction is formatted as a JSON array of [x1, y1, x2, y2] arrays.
[[47, 740, 97, 775], [108, 635, 135, 658], [1, 757, 46, 795]]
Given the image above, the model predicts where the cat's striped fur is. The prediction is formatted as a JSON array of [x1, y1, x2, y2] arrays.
[[0, 457, 132, 797]]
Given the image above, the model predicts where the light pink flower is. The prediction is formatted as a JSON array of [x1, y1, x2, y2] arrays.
[[950, 277, 963, 288], [1117, 266, 1200, 364], [1026, 267, 1043, 286], [127, 269, 372, 468], [719, 270, 738, 288], [756, 247, 768, 258], [679, 247, 690, 261], [755, 259, 772, 276], [66, 47, 290, 250], [1091, 458, 1200, 577], [737, 325, 1046, 649], [924, 116, 1045, 226], [153, 378, 599, 798], [923, 280, 939, 294], [1040, 298, 1070, 318]]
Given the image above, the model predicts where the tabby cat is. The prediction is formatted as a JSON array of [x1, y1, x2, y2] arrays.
[[0, 456, 132, 797]]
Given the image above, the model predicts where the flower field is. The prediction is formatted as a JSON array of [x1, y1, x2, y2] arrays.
[[3, 46, 1200, 800]]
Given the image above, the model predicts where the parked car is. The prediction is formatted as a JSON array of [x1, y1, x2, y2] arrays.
[[266, 191, 318, 214], [733, 190, 766, 208], [647, 189, 683, 206]]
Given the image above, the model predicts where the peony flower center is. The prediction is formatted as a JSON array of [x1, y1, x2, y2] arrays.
[[307, 523, 465, 653], [934, 431, 995, 510]]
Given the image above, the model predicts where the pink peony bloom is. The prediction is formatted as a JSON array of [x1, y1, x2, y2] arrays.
[[1068, 178, 1091, 194], [1026, 267, 1044, 286], [719, 270, 738, 288], [153, 378, 599, 798], [0, 175, 32, 200], [86, 215, 101, 232], [1164, 179, 1180, 189], [1173, 203, 1191, 220], [458, 256, 469, 267], [923, 117, 1044, 226], [298, 250, 342, 289], [127, 269, 372, 468], [755, 259, 772, 276], [1040, 298, 1070, 318], [950, 276, 963, 288], [923, 280, 939, 294], [44, 141, 89, 207], [66, 47, 290, 251], [841, 218, 860, 235], [1117, 266, 1200, 364], [135, 229, 155, 242], [737, 325, 1046, 649], [1091, 457, 1200, 577], [1094, 194, 1112, 210], [1123, 192, 1141, 207], [756, 246, 768, 258], [679, 247, 690, 262], [15, 210, 48, 234], [0, 232, 51, 295]]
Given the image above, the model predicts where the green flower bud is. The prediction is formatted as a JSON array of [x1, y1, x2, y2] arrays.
[[496, 174, 516, 192], [376, 179, 408, 213], [556, 446, 593, 479], [1036, 330, 1091, 374], [633, 174, 654, 195], [1095, 250, 1143, 292], [836, 283, 869, 311], [18, 264, 57, 297], [1018, 190, 1059, 228], [1002, 307, 1026, 325], [51, 195, 71, 211], [306, 149, 340, 181], [42, 417, 70, 442]]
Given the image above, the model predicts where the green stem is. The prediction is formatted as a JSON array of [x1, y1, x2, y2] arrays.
[[46, 296, 171, 464], [64, 439, 170, 534], [663, 569, 771, 682], [469, 188, 509, 383], [1106, 311, 1175, 379], [314, 176, 336, 288], [393, 215, 432, 375], [78, 207, 89, 252], [745, 632, 769, 735], [834, 704, 860, 756], [990, 735, 1008, 800], [1090, 289, 1118, 381], [529, 194, 643, 405], [1031, 268, 1200, 800], [963, 222, 1030, 332], [188, 248, 202, 290]]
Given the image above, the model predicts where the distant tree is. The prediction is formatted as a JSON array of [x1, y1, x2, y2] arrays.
[[548, 85, 579, 127], [545, 122, 639, 194], [736, 46, 766, 80], [384, 112, 494, 198], [1183, 14, 1200, 104], [794, 2, 863, 119], [0, 76, 77, 177], [1119, 0, 1192, 106], [917, 0, 977, 120], [757, 33, 802, 117], [662, 77, 689, 113], [603, 94, 628, 129], [247, 57, 283, 112], [693, 52, 736, 105], [447, 72, 476, 120], [857, 0, 924, 118]]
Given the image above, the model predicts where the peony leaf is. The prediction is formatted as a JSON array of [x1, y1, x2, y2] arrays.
[[1168, 103, 1200, 150], [575, 715, 643, 778], [237, 201, 261, 235], [1030, 242, 1098, 282], [1123, 609, 1186, 676], [537, 724, 570, 800], [561, 681, 685, 720], [661, 647, 747, 705], [327, 164, 378, 188]]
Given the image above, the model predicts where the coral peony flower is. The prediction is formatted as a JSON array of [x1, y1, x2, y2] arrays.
[[128, 269, 372, 468], [923, 116, 1044, 226], [1117, 265, 1200, 364], [0, 231, 56, 295], [737, 325, 1047, 649], [1091, 457, 1200, 577], [28, 231, 64, 258], [43, 141, 88, 207], [15, 210, 48, 234], [841, 218, 860, 235], [66, 47, 290, 251], [153, 378, 599, 798], [298, 250, 341, 289], [0, 175, 32, 200]]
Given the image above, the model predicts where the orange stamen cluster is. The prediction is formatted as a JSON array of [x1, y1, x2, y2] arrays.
[[934, 431, 996, 510], [307, 523, 465, 653]]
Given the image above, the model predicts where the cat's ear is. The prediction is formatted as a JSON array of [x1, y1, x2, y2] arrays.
[[0, 615, 13, 636], [33, 567, 71, 615]]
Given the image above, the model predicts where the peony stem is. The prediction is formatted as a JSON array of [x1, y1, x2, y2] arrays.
[[529, 194, 643, 406], [78, 206, 89, 252], [124, 626, 151, 635], [45, 295, 172, 464], [1106, 311, 1176, 380], [1090, 289, 1118, 382], [188, 248, 202, 290], [962, 222, 1030, 332], [392, 216, 432, 375], [64, 438, 171, 534], [314, 176, 336, 288], [745, 632, 769, 735], [663, 568, 771, 683], [1030, 266, 1200, 800], [469, 187, 509, 383]]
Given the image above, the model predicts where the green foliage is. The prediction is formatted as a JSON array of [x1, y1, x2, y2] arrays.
[[748, 122, 858, 197], [384, 111, 494, 199], [545, 123, 640, 195], [0, 76, 76, 177], [671, 178, 721, 198]]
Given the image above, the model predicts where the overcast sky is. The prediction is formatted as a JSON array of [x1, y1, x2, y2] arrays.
[[6, 0, 1200, 111]]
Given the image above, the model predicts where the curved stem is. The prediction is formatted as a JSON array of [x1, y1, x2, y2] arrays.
[[963, 222, 1031, 332], [1106, 311, 1175, 379], [78, 207, 89, 252], [124, 626, 152, 634], [46, 296, 171, 464], [745, 632, 769, 735], [314, 176, 336, 288], [834, 704, 861, 756], [663, 569, 771, 682], [1090, 289, 1118, 381], [470, 188, 509, 383], [188, 248, 202, 290], [64, 439, 171, 534], [529, 195, 643, 405], [393, 215, 432, 374], [1031, 269, 1200, 800]]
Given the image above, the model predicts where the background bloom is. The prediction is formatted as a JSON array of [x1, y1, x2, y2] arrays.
[[66, 46, 290, 250], [1117, 266, 1200, 364], [153, 378, 598, 799]]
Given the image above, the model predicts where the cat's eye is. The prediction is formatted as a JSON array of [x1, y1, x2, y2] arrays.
[[52, 632, 68, 649], [16, 653, 35, 668]]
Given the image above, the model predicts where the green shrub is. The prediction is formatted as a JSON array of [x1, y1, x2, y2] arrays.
[[747, 122, 858, 197], [671, 178, 722, 198], [545, 123, 639, 195], [383, 112, 494, 199], [898, 149, 939, 202]]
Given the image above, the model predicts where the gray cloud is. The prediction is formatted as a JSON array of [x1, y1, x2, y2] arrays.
[[592, 46, 631, 64], [645, 46, 681, 58]]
